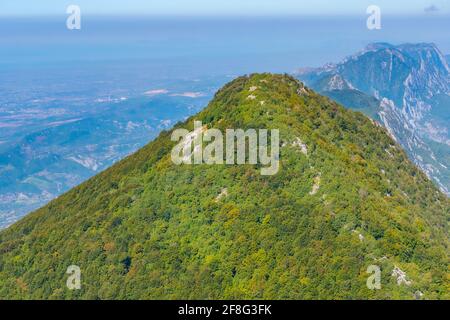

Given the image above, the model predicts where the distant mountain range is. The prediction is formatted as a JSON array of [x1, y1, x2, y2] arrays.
[[296, 43, 450, 195], [1, 74, 448, 299]]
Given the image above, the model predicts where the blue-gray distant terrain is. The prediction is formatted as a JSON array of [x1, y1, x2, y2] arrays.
[[0, 76, 224, 228]]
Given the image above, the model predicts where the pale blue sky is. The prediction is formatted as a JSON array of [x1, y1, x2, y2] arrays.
[[1, 0, 449, 16]]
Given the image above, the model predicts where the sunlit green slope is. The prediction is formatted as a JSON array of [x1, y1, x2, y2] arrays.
[[0, 74, 448, 299]]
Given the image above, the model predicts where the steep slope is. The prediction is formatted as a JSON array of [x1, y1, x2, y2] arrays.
[[0, 94, 211, 229], [0, 74, 448, 300], [296, 43, 450, 195], [319, 89, 382, 121]]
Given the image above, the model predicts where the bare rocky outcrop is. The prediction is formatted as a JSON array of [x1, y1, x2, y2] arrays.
[[391, 266, 411, 286]]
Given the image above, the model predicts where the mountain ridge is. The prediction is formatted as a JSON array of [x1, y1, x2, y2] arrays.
[[0, 74, 448, 299]]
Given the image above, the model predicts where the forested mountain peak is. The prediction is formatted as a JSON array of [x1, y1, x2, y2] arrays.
[[0, 74, 448, 299]]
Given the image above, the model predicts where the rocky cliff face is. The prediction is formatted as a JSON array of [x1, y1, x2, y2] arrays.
[[296, 43, 450, 194]]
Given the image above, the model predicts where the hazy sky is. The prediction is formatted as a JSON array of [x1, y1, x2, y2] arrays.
[[1, 0, 449, 16]]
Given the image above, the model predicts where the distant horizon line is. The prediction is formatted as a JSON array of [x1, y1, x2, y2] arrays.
[[1, 13, 450, 18]]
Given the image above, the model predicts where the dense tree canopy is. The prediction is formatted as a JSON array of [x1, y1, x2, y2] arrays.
[[0, 74, 448, 299]]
